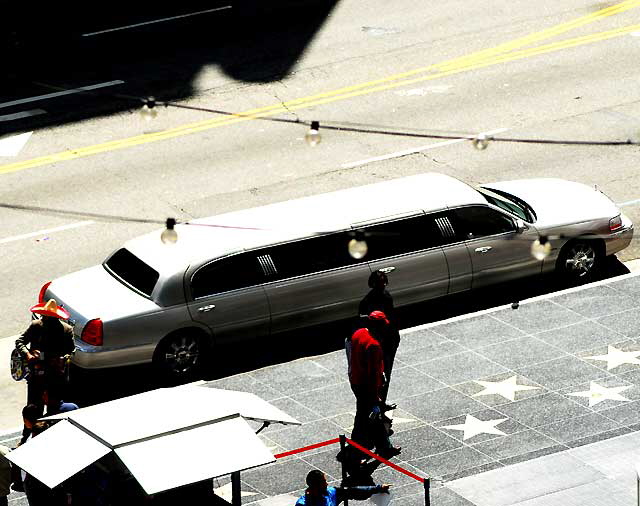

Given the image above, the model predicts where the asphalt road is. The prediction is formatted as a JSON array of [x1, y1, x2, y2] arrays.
[[2, 0, 640, 428]]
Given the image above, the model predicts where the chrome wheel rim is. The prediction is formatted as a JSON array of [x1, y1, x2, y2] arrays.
[[564, 243, 596, 278], [164, 335, 199, 374]]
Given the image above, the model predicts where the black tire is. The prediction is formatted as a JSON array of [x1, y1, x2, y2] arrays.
[[153, 330, 208, 381], [556, 239, 602, 284]]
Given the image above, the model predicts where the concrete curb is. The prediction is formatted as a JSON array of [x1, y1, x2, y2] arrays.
[[403, 268, 640, 335]]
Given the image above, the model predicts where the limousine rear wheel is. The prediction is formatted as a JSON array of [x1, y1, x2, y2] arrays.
[[557, 239, 602, 284], [153, 330, 207, 380]]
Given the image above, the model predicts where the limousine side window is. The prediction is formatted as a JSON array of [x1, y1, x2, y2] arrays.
[[430, 212, 459, 246], [269, 232, 358, 279], [191, 253, 265, 298], [452, 206, 516, 239], [361, 215, 442, 261]]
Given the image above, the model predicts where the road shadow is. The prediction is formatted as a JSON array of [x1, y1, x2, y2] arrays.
[[67, 256, 630, 408], [1, 0, 339, 135]]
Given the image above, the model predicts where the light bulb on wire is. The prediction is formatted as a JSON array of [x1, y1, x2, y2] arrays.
[[472, 134, 489, 151], [161, 218, 178, 244], [141, 96, 158, 122], [305, 121, 322, 146], [531, 236, 551, 261], [348, 230, 368, 259]]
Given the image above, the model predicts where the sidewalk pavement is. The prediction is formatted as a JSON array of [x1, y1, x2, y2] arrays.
[[6, 271, 640, 505], [0, 335, 26, 431]]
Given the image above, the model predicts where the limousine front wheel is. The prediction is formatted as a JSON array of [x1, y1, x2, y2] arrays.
[[557, 239, 602, 284], [153, 331, 206, 380]]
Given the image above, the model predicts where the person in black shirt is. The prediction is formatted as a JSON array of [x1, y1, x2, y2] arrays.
[[358, 271, 400, 403], [15, 299, 75, 417]]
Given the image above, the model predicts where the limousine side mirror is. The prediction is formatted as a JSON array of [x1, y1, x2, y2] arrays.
[[515, 219, 529, 234]]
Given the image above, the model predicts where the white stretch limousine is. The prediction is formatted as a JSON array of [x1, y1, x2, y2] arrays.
[[38, 173, 633, 377]]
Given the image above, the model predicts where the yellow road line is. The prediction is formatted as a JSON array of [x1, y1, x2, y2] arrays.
[[289, 22, 640, 109], [436, 0, 640, 71], [211, 0, 640, 116], [217, 0, 640, 117], [1, 1, 639, 175], [166, 22, 640, 128]]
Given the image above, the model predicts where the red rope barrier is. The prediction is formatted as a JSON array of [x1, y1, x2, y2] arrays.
[[274, 437, 341, 459], [273, 435, 425, 485], [345, 438, 425, 483]]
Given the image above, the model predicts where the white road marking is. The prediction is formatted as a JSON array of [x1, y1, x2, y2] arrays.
[[0, 132, 32, 157], [341, 128, 508, 169], [0, 81, 125, 109], [0, 432, 21, 444], [82, 6, 232, 36], [394, 85, 451, 96], [617, 198, 640, 207], [0, 221, 95, 244], [0, 109, 46, 122]]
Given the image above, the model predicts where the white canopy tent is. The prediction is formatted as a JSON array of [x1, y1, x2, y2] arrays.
[[6, 384, 300, 504]]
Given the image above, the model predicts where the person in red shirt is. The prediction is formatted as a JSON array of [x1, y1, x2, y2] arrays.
[[347, 311, 400, 459]]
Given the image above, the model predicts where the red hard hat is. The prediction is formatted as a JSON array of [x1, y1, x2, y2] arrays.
[[368, 310, 389, 324]]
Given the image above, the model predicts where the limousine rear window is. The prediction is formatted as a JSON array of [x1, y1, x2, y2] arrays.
[[104, 248, 159, 297]]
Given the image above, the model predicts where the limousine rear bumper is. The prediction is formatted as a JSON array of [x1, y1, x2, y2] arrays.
[[72, 339, 155, 369]]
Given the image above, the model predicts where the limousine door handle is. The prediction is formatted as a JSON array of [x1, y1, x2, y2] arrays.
[[198, 304, 216, 313], [474, 246, 492, 254], [379, 266, 396, 274]]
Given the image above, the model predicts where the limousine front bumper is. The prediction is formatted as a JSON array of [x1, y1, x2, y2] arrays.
[[605, 213, 634, 257]]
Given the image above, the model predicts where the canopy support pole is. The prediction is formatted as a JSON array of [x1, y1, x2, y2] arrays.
[[232, 471, 241, 506]]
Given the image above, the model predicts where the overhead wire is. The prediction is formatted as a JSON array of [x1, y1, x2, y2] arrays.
[[17, 81, 640, 148], [155, 98, 640, 147]]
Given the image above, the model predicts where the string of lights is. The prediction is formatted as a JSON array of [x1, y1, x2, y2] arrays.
[[0, 199, 634, 264], [144, 97, 640, 149], [0, 202, 275, 231], [23, 81, 640, 149], [0, 201, 330, 243]]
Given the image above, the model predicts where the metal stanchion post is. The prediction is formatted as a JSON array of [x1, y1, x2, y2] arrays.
[[231, 471, 241, 506], [423, 476, 430, 506], [339, 434, 349, 506]]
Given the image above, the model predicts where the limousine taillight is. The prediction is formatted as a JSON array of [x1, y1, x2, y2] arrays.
[[81, 319, 103, 346], [610, 215, 623, 232]]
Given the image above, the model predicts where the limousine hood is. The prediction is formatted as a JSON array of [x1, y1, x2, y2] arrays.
[[46, 265, 159, 323], [481, 179, 621, 227]]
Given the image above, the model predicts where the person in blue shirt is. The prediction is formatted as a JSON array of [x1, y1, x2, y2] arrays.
[[295, 470, 390, 506], [43, 389, 79, 416]]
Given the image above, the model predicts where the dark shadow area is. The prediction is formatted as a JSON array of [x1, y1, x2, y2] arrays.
[[67, 256, 629, 409], [0, 0, 338, 135]]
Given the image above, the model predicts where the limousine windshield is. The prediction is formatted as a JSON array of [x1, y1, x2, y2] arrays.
[[477, 187, 536, 223], [104, 248, 159, 297]]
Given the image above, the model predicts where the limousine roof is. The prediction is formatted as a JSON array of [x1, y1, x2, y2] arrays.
[[125, 173, 484, 272]]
